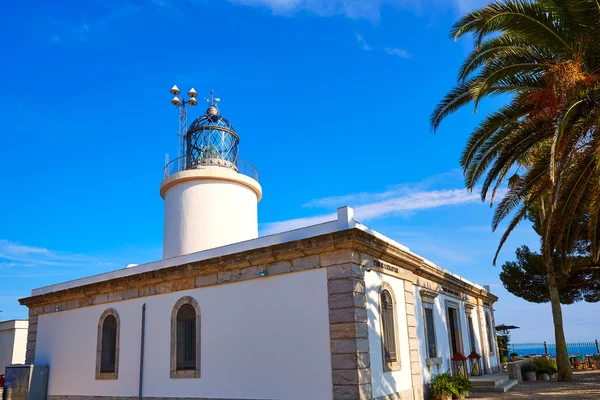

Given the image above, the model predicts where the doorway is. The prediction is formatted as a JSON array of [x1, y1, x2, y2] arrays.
[[446, 302, 463, 356]]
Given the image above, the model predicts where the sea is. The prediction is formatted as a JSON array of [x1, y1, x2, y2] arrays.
[[509, 342, 599, 357]]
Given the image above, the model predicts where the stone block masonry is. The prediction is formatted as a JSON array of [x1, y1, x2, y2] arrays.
[[326, 250, 372, 400]]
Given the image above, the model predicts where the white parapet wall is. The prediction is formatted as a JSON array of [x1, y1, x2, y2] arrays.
[[34, 269, 333, 400], [0, 320, 28, 374]]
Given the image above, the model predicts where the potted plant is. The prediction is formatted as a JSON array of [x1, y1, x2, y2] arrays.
[[548, 365, 558, 379], [532, 357, 557, 379], [452, 374, 473, 400], [537, 367, 550, 380], [510, 352, 519, 362], [521, 362, 538, 381], [430, 372, 458, 400]]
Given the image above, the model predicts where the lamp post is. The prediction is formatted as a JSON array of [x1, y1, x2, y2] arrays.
[[170, 85, 198, 171]]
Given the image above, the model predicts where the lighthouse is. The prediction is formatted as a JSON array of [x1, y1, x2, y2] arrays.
[[160, 89, 262, 259]]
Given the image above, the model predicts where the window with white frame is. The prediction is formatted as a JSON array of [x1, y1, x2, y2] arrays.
[[423, 304, 438, 359]]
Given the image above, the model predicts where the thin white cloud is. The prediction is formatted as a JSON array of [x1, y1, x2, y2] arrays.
[[260, 187, 480, 235], [355, 34, 410, 57], [0, 239, 117, 269], [229, 0, 488, 22], [384, 47, 411, 58], [355, 33, 372, 51], [48, 2, 139, 45], [303, 169, 463, 209]]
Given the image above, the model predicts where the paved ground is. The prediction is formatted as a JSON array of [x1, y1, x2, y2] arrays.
[[469, 371, 600, 399]]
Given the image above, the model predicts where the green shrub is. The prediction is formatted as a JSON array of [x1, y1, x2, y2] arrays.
[[430, 371, 473, 398], [537, 367, 550, 375], [521, 362, 538, 374], [510, 352, 519, 358], [532, 358, 557, 374], [430, 372, 459, 397], [453, 374, 473, 396]]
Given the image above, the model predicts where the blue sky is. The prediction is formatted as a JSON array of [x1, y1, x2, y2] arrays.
[[0, 0, 597, 342]]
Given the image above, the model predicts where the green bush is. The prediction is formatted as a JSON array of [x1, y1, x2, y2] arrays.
[[453, 374, 473, 396], [521, 362, 538, 374], [510, 352, 519, 357], [532, 358, 557, 374], [431, 372, 459, 397], [430, 371, 472, 399]]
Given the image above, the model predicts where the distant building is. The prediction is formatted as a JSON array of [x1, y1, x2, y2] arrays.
[[0, 319, 28, 374], [19, 94, 500, 400]]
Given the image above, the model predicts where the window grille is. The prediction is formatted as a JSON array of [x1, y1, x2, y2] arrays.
[[100, 315, 117, 373], [176, 304, 197, 370], [381, 290, 397, 362], [424, 307, 438, 358]]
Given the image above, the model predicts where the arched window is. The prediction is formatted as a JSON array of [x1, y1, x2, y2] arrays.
[[380, 285, 400, 371], [96, 309, 120, 379], [485, 312, 495, 355], [171, 296, 201, 378]]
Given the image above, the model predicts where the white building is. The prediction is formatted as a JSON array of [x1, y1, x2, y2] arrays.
[[0, 319, 28, 375], [20, 92, 500, 400]]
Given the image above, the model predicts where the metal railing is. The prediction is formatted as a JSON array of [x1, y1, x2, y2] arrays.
[[163, 156, 259, 182], [509, 340, 600, 357]]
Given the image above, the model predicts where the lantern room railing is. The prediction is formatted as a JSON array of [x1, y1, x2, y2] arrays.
[[164, 156, 258, 182]]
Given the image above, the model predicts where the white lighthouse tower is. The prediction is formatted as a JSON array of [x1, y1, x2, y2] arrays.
[[160, 89, 262, 259]]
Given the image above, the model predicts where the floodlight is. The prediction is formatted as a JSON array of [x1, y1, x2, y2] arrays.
[[188, 88, 198, 98], [170, 85, 180, 95], [171, 96, 181, 106], [188, 97, 198, 106]]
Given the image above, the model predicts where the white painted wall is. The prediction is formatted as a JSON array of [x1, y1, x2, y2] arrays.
[[365, 271, 412, 398], [481, 307, 499, 371], [413, 289, 493, 385], [0, 320, 28, 374], [35, 269, 333, 400], [162, 168, 260, 259], [468, 306, 484, 357]]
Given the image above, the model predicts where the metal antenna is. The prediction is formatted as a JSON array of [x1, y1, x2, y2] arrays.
[[178, 105, 188, 171], [170, 85, 198, 171]]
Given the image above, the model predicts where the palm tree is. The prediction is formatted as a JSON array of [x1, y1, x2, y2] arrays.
[[431, 0, 600, 381]]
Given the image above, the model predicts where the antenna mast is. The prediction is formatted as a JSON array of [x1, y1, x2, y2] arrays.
[[170, 85, 198, 172], [178, 104, 188, 170]]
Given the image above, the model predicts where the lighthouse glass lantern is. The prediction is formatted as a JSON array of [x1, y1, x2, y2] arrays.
[[451, 352, 468, 378], [161, 90, 262, 259], [185, 101, 239, 170], [468, 350, 482, 376]]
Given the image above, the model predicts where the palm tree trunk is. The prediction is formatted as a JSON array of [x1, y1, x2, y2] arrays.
[[544, 252, 574, 382]]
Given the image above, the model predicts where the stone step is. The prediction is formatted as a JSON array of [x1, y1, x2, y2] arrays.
[[470, 375, 509, 387], [471, 379, 519, 393]]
